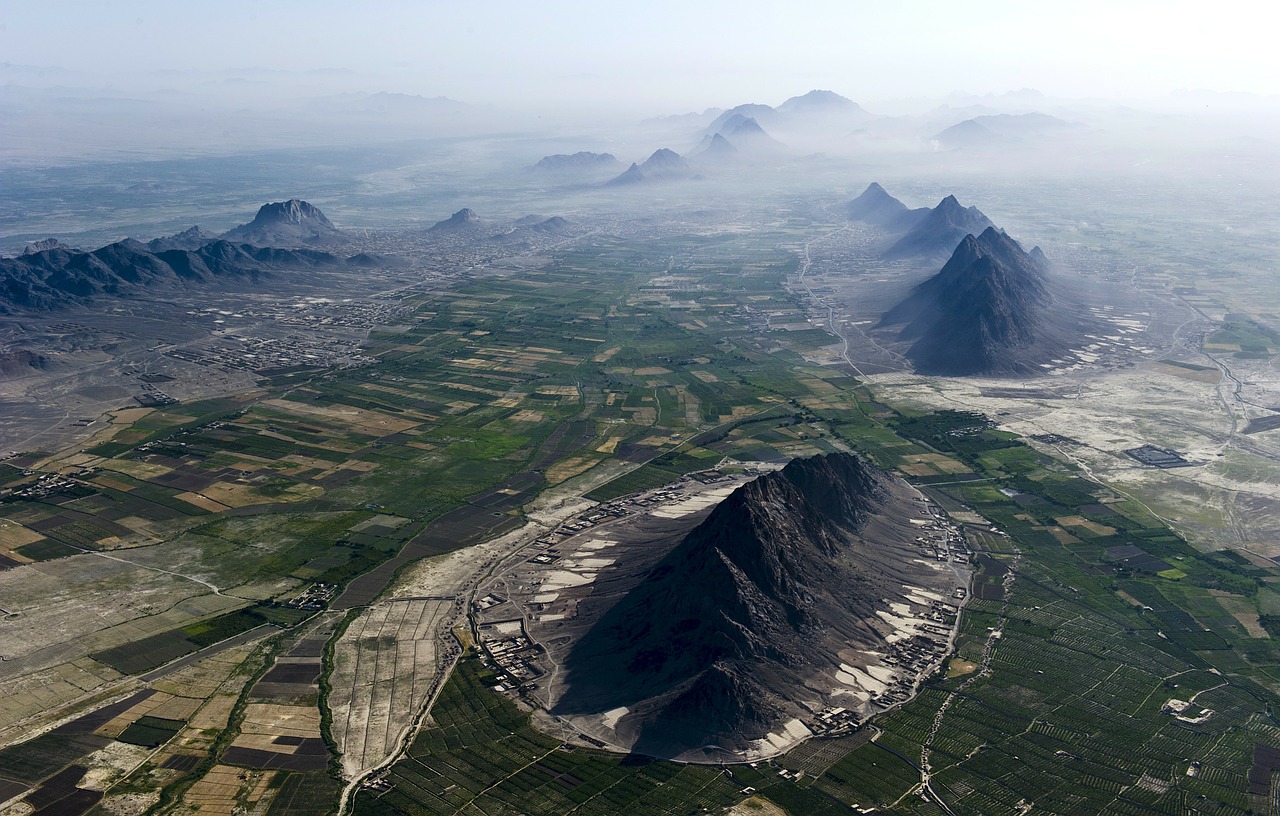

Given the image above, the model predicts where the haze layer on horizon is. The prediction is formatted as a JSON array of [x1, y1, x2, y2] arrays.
[[3, 0, 1277, 115]]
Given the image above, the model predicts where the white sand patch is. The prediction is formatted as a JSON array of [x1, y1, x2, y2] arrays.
[[539, 613, 566, 622], [889, 602, 913, 616], [565, 557, 616, 569], [910, 518, 931, 526], [542, 571, 596, 590], [532, 593, 560, 604], [832, 687, 872, 703], [784, 719, 811, 739], [650, 484, 738, 518], [866, 665, 897, 683], [906, 586, 943, 602], [911, 558, 947, 570], [838, 663, 888, 694], [489, 620, 523, 636], [575, 538, 617, 551], [602, 706, 629, 729], [877, 609, 927, 643]]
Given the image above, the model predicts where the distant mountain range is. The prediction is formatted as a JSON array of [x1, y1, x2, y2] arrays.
[[933, 112, 1074, 149], [705, 90, 873, 137], [532, 152, 622, 173], [0, 238, 379, 313], [0, 200, 390, 313], [554, 452, 945, 758], [878, 226, 1066, 376]]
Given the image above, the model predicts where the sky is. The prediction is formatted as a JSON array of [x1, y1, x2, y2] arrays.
[[2, 0, 1277, 114]]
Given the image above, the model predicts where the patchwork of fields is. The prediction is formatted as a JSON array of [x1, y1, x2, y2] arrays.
[[1, 223, 1278, 815]]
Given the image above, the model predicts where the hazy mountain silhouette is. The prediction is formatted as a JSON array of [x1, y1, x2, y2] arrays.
[[883, 195, 995, 260], [846, 182, 929, 231], [428, 208, 485, 232], [606, 148, 694, 185], [532, 152, 623, 173]]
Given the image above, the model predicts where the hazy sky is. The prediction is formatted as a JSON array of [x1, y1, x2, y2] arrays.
[[3, 0, 1277, 113]]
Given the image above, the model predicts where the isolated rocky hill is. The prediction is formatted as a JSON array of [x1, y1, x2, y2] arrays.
[[606, 148, 694, 185], [428, 208, 484, 232], [879, 226, 1066, 375], [846, 182, 929, 231], [882, 194, 995, 260], [555, 452, 938, 757], [222, 198, 343, 247]]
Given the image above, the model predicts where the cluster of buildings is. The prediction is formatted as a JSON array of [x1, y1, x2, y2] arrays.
[[286, 582, 337, 609], [474, 613, 545, 693], [874, 603, 965, 709]]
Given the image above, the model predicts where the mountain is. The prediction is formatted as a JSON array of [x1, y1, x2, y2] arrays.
[[606, 148, 694, 186], [532, 152, 622, 173], [705, 103, 777, 135], [718, 115, 785, 152], [22, 238, 68, 255], [0, 238, 372, 313], [879, 226, 1061, 375], [221, 199, 343, 247], [883, 194, 995, 260], [145, 226, 217, 252], [934, 112, 1073, 149], [428, 208, 484, 232], [777, 89, 870, 122], [846, 182, 929, 231], [554, 452, 942, 758], [490, 216, 574, 243], [530, 216, 571, 234], [695, 132, 739, 161]]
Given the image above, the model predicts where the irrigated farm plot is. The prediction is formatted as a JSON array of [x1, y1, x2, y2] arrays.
[[329, 599, 458, 778]]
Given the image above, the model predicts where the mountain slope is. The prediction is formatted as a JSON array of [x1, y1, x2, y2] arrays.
[[606, 148, 694, 186], [554, 452, 941, 757], [883, 194, 994, 260], [879, 226, 1064, 375], [0, 238, 370, 313], [846, 182, 929, 231], [428, 208, 484, 232]]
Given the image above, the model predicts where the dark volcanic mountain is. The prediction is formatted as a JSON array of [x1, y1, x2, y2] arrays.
[[554, 452, 944, 758], [606, 148, 694, 186], [879, 226, 1063, 375], [532, 152, 622, 173], [222, 199, 343, 247], [882, 194, 994, 260], [0, 239, 372, 313], [428, 208, 484, 232], [846, 182, 929, 231]]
